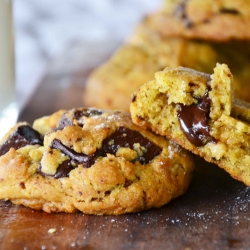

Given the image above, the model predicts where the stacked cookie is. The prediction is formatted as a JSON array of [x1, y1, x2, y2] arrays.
[[2, 0, 250, 215], [130, 63, 250, 186], [83, 0, 250, 111]]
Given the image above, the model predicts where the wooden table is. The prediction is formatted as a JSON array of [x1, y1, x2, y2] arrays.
[[1, 42, 250, 250]]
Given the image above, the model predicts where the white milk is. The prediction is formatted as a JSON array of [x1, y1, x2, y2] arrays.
[[0, 0, 18, 139]]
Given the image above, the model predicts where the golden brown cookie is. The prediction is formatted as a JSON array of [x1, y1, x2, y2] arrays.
[[137, 0, 250, 41], [84, 33, 250, 111], [0, 108, 194, 215], [165, 0, 250, 26], [83, 0, 250, 111], [84, 0, 250, 112], [83, 40, 182, 111], [130, 63, 250, 186]]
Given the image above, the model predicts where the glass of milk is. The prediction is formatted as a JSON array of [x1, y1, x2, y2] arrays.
[[0, 0, 18, 139]]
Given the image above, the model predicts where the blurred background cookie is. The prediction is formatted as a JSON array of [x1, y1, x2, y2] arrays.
[[84, 0, 250, 111], [143, 0, 250, 41]]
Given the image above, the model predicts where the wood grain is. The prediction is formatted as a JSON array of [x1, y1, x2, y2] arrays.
[[1, 42, 250, 250]]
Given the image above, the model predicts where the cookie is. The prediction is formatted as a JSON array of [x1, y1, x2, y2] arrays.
[[131, 24, 250, 102], [130, 63, 250, 186], [84, 32, 250, 111], [0, 108, 194, 215], [136, 0, 250, 41], [164, 0, 250, 24], [83, 40, 183, 111], [83, 0, 250, 111]]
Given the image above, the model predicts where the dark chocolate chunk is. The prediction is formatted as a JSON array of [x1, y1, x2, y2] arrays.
[[73, 110, 85, 120], [39, 127, 162, 179], [73, 108, 103, 127], [0, 125, 43, 156], [97, 127, 162, 164], [57, 113, 73, 130], [74, 108, 103, 119], [37, 161, 74, 179], [57, 108, 103, 129], [38, 139, 96, 179], [177, 85, 215, 146], [53, 159, 73, 179], [51, 139, 95, 167]]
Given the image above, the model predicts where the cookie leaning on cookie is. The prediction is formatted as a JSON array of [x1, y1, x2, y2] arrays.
[[130, 63, 250, 186], [0, 108, 194, 215], [84, 0, 250, 111]]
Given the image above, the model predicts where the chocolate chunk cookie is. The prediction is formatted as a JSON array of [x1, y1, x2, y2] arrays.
[[83, 39, 183, 111], [130, 63, 250, 186], [138, 0, 250, 41], [0, 108, 194, 214]]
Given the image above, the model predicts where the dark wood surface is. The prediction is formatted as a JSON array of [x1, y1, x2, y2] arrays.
[[1, 42, 250, 250]]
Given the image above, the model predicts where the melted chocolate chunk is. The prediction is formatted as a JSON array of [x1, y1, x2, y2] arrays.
[[37, 160, 74, 179], [39, 127, 162, 179], [97, 127, 162, 164], [38, 139, 96, 179], [177, 85, 215, 146], [73, 108, 103, 127], [51, 139, 95, 167], [0, 125, 43, 156], [53, 159, 73, 179], [73, 110, 85, 120]]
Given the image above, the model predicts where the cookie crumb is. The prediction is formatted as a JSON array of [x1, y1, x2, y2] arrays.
[[48, 228, 56, 234]]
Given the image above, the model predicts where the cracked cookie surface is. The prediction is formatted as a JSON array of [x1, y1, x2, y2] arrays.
[[130, 63, 250, 186], [0, 108, 194, 215]]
